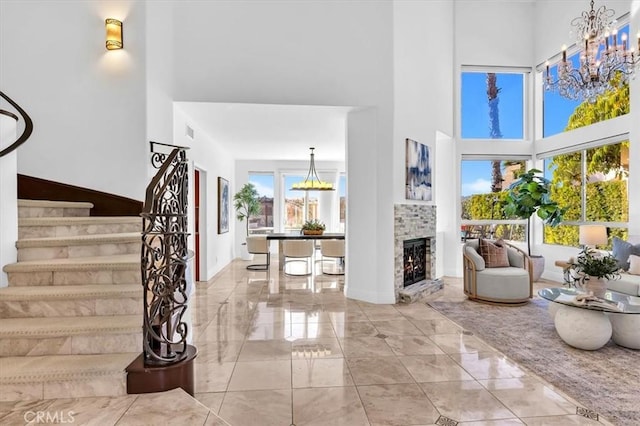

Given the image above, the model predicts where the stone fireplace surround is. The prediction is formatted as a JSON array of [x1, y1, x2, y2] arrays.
[[394, 204, 442, 302]]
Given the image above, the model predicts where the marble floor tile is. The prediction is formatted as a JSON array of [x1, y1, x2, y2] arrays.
[[479, 377, 577, 418], [371, 319, 422, 335], [195, 392, 225, 414], [227, 360, 291, 391], [450, 352, 527, 380], [193, 340, 244, 364], [357, 383, 440, 426], [429, 333, 497, 354], [347, 357, 414, 385], [194, 362, 236, 392], [384, 335, 446, 356], [339, 336, 396, 358], [292, 357, 354, 388], [410, 318, 464, 335], [42, 396, 135, 426], [332, 320, 379, 338], [293, 386, 369, 426], [327, 309, 370, 323], [519, 414, 602, 425], [237, 339, 292, 361], [420, 381, 516, 422], [117, 389, 210, 425], [219, 389, 291, 426], [457, 420, 524, 425], [399, 354, 475, 383], [292, 337, 344, 359]]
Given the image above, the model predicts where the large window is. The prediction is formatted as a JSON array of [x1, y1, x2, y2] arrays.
[[543, 141, 629, 247], [461, 70, 525, 140], [338, 174, 346, 232], [460, 159, 527, 241], [248, 173, 274, 234], [543, 24, 631, 137]]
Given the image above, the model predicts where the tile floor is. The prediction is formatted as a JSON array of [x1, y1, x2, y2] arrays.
[[0, 259, 615, 425]]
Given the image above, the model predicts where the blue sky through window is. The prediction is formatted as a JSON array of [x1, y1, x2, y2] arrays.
[[461, 72, 524, 139]]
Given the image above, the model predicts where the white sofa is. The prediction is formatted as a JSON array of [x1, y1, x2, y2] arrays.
[[607, 273, 640, 296]]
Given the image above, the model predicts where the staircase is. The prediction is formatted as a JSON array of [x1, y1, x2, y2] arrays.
[[0, 199, 143, 401]]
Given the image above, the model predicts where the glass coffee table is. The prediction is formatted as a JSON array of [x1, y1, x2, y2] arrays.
[[539, 287, 640, 350]]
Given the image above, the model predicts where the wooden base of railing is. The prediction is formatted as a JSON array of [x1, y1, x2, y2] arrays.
[[125, 345, 197, 396]]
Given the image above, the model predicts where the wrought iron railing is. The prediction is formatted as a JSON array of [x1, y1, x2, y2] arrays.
[[0, 91, 33, 157], [141, 144, 191, 365]]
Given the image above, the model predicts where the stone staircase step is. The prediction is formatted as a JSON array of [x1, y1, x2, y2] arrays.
[[18, 199, 94, 218], [3, 254, 140, 286], [17, 232, 140, 261], [0, 353, 137, 401], [0, 315, 141, 357], [18, 216, 141, 239], [0, 284, 142, 318]]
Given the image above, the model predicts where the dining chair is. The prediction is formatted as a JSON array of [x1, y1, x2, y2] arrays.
[[282, 240, 314, 276], [246, 236, 270, 270], [320, 239, 345, 275]]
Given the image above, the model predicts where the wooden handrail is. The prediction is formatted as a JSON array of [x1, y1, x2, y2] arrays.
[[0, 91, 33, 158]]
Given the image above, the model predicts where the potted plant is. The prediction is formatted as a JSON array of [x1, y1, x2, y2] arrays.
[[503, 168, 565, 281], [233, 183, 261, 259], [569, 248, 621, 297], [301, 219, 325, 235]]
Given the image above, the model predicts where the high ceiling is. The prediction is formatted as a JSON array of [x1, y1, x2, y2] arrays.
[[175, 102, 352, 162]]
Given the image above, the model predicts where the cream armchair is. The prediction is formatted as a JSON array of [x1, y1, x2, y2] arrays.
[[463, 239, 532, 305]]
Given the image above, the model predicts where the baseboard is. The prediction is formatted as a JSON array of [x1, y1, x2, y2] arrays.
[[18, 174, 143, 216]]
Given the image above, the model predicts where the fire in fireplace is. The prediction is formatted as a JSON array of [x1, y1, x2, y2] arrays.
[[403, 237, 428, 287]]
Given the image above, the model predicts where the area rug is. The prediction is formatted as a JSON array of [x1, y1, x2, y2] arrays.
[[427, 297, 639, 425]]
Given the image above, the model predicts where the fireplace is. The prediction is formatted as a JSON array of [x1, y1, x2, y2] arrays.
[[403, 237, 429, 287]]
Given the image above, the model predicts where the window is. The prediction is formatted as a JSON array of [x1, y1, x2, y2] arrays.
[[542, 24, 631, 137], [461, 70, 525, 140], [460, 159, 527, 241], [543, 141, 629, 248], [248, 173, 274, 234], [338, 174, 346, 232], [283, 175, 306, 231]]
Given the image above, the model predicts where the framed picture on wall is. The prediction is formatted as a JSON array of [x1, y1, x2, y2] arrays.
[[405, 138, 432, 201], [218, 177, 230, 234]]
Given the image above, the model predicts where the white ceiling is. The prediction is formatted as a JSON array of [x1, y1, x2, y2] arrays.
[[175, 102, 352, 162]]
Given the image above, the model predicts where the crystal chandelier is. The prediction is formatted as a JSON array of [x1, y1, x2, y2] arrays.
[[290, 147, 335, 191], [543, 0, 640, 103]]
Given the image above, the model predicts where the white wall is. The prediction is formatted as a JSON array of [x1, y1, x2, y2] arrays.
[[393, 0, 456, 275], [174, 107, 235, 281], [146, 1, 175, 161], [0, 116, 18, 287], [0, 1, 148, 200]]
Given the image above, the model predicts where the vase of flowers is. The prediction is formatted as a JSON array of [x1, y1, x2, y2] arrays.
[[301, 219, 325, 235], [569, 248, 621, 297]]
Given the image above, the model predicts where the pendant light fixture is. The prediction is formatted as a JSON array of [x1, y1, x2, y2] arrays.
[[290, 147, 335, 191]]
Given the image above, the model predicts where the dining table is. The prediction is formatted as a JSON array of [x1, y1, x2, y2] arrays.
[[266, 232, 345, 271]]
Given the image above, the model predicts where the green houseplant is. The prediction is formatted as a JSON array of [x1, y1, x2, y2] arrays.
[[569, 248, 621, 296], [301, 219, 325, 235], [233, 183, 261, 238], [504, 168, 565, 281]]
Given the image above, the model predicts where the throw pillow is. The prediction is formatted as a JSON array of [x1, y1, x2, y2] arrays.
[[612, 237, 640, 270], [628, 254, 640, 275], [479, 238, 510, 268]]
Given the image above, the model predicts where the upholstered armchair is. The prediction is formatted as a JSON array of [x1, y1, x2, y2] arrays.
[[463, 239, 532, 305]]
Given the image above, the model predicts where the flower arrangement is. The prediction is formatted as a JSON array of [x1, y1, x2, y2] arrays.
[[569, 248, 621, 283], [301, 219, 325, 235]]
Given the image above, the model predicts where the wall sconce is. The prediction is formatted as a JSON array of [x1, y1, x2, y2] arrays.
[[105, 18, 123, 50]]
